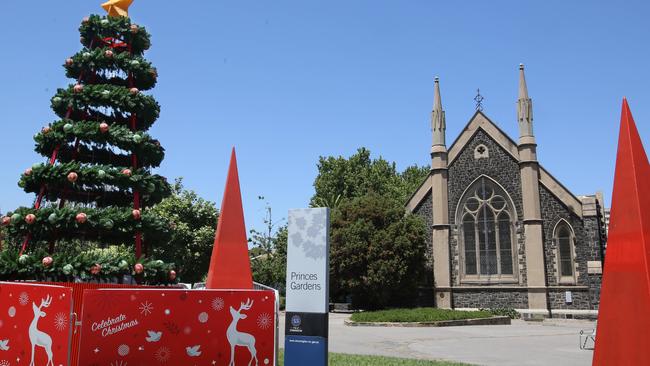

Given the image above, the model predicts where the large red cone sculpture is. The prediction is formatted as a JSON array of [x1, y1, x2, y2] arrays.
[[593, 99, 650, 365], [205, 148, 254, 289]]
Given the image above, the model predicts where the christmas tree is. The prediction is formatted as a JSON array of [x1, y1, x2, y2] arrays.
[[0, 2, 176, 283]]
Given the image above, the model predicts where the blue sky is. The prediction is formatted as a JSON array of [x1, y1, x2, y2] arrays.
[[1, 1, 649, 235]]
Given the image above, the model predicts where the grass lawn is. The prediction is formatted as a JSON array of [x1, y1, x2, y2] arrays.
[[350, 307, 494, 323], [278, 350, 473, 365]]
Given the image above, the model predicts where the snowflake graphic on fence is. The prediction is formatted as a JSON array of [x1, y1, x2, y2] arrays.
[[0, 360, 9, 366], [139, 301, 154, 316], [257, 313, 273, 330], [54, 312, 68, 331], [211, 297, 224, 311], [155, 346, 171, 362], [19, 292, 29, 306]]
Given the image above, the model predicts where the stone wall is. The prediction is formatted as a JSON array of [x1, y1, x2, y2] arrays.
[[547, 289, 593, 310], [539, 185, 602, 309], [452, 288, 529, 309], [447, 129, 527, 286]]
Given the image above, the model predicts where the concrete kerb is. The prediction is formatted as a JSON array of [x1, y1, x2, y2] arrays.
[[344, 315, 511, 327]]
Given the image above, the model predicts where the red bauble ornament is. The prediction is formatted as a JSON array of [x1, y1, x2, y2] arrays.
[[132, 209, 141, 220], [67, 172, 78, 183], [24, 168, 32, 176], [134, 263, 144, 274], [2, 216, 11, 226], [25, 214, 36, 225], [42, 126, 51, 134], [130, 24, 139, 33], [99, 122, 109, 133], [169, 270, 177, 281], [74, 84, 84, 93], [90, 264, 102, 275], [76, 212, 87, 224], [65, 58, 74, 66], [121, 168, 132, 177], [42, 256, 53, 267], [129, 87, 139, 95], [104, 50, 114, 58]]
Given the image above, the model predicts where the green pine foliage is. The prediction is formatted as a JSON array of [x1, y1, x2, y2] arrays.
[[1, 14, 173, 280], [0, 245, 175, 285]]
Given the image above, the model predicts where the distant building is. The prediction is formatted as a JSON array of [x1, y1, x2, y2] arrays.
[[407, 65, 606, 311], [604, 208, 610, 235]]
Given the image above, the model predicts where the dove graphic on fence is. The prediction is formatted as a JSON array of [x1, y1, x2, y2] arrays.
[[186, 345, 202, 357], [0, 340, 9, 351], [145, 330, 162, 342]]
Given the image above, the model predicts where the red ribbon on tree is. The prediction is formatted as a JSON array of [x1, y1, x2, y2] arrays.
[[100, 37, 128, 49]]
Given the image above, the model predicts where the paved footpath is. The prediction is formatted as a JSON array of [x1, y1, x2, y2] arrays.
[[279, 313, 595, 366]]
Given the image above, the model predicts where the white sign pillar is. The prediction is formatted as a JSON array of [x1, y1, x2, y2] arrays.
[[284, 208, 329, 366]]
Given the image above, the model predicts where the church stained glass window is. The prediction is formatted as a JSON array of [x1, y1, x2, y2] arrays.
[[459, 177, 516, 281], [555, 222, 575, 280]]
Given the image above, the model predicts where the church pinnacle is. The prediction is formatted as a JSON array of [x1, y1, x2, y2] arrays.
[[432, 77, 446, 146], [517, 63, 534, 138]]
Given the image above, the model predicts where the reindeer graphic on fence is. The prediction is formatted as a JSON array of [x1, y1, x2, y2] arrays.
[[227, 298, 258, 366], [29, 295, 54, 366]]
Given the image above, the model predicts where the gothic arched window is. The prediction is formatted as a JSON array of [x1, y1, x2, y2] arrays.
[[554, 220, 576, 283], [458, 176, 517, 282]]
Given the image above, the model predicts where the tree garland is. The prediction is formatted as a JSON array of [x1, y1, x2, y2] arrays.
[[35, 119, 164, 168], [51, 84, 160, 131], [79, 15, 151, 55], [2, 206, 171, 245], [37, 144, 148, 172], [0, 247, 177, 285], [65, 46, 157, 90], [19, 162, 171, 206]]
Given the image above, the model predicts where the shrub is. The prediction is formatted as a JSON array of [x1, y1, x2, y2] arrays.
[[350, 307, 493, 323], [330, 193, 427, 310]]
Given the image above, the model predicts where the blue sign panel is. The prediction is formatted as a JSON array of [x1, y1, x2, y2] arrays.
[[285, 335, 328, 366]]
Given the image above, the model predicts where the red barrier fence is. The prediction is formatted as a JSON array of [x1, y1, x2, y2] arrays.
[[0, 282, 277, 365]]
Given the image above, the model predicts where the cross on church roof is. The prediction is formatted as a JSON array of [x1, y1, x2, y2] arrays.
[[474, 89, 484, 111]]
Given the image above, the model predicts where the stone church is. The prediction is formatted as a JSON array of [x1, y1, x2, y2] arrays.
[[407, 65, 606, 312]]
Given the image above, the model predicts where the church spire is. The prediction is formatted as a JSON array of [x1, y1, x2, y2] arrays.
[[517, 63, 534, 138], [432, 77, 446, 146]]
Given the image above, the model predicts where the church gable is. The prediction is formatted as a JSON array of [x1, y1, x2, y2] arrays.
[[448, 111, 583, 218], [447, 125, 524, 224], [448, 111, 520, 165], [406, 111, 584, 219]]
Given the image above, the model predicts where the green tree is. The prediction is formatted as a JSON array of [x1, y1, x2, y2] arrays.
[[311, 147, 429, 207], [250, 227, 288, 292], [330, 193, 427, 309], [151, 178, 218, 283], [249, 197, 288, 292]]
